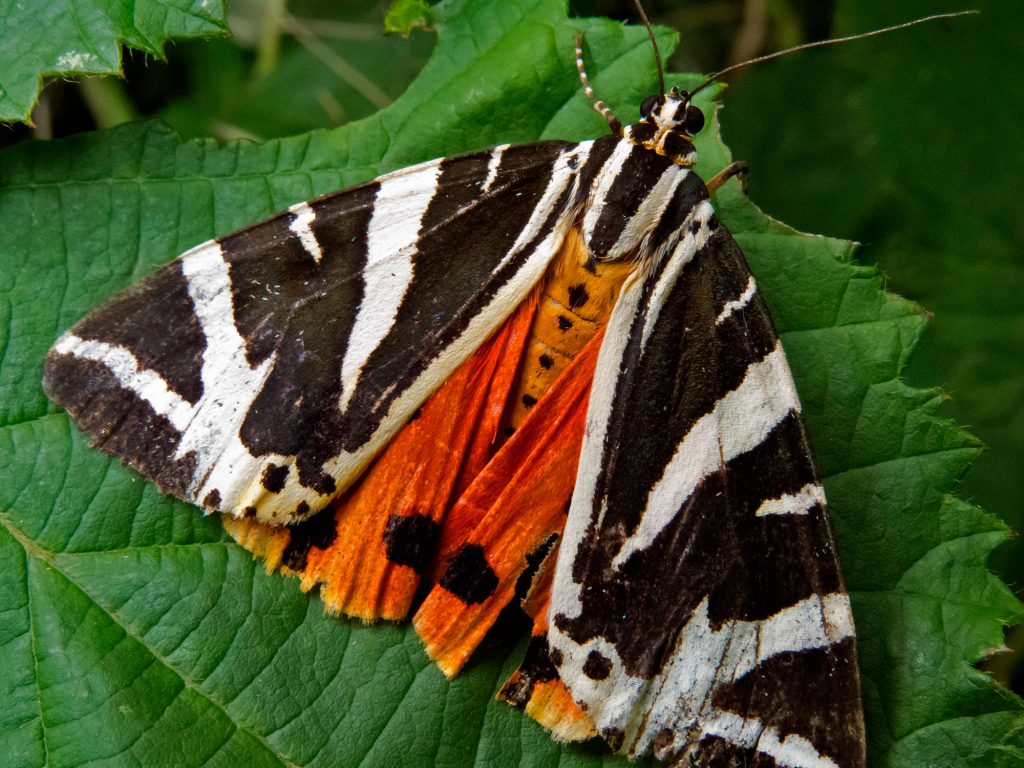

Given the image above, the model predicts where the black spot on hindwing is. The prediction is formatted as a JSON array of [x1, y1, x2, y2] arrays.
[[383, 513, 441, 574], [282, 509, 338, 571], [499, 635, 560, 708], [522, 637, 560, 685], [439, 543, 499, 604]]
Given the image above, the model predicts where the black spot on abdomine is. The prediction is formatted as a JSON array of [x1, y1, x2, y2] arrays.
[[567, 283, 589, 309]]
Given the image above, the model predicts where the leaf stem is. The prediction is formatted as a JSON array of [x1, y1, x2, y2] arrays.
[[256, 0, 288, 76], [80, 77, 138, 129]]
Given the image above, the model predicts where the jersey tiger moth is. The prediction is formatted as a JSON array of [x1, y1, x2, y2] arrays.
[[41, 5, 971, 766]]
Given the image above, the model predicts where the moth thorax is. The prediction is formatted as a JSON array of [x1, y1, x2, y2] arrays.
[[624, 122, 696, 167]]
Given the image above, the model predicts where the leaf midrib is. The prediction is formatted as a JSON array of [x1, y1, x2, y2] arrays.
[[2, 507, 289, 767]]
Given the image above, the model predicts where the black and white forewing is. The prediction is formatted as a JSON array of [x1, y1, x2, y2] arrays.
[[549, 198, 865, 767], [45, 140, 598, 523]]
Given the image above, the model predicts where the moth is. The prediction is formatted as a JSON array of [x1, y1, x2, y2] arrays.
[[44, 6, 980, 767]]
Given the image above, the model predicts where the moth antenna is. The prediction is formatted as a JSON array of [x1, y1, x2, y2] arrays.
[[632, 0, 665, 98], [576, 35, 623, 136], [688, 10, 979, 98]]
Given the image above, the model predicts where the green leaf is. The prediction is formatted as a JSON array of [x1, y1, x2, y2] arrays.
[[144, 1, 436, 142], [0, 0, 228, 122], [386, 0, 435, 36], [0, 0, 1020, 766]]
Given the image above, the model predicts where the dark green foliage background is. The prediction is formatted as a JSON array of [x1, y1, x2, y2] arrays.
[[719, 0, 1024, 593], [2, 0, 1023, 766]]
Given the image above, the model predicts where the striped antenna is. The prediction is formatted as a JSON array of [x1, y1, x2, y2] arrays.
[[576, 0, 664, 134], [576, 35, 623, 135]]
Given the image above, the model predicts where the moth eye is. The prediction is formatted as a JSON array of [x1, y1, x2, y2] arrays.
[[683, 105, 705, 135], [639, 95, 659, 118]]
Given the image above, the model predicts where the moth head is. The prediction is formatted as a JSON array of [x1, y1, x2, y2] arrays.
[[639, 87, 705, 137], [628, 87, 702, 166]]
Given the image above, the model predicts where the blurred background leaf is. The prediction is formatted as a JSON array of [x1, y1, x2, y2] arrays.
[[0, 0, 227, 122]]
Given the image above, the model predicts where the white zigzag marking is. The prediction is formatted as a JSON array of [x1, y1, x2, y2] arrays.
[[703, 713, 840, 768], [581, 140, 633, 247], [610, 343, 800, 569], [715, 275, 756, 325], [177, 241, 277, 501], [550, 593, 853, 763], [54, 241, 279, 507], [608, 163, 687, 259], [52, 335, 195, 431], [288, 202, 323, 263], [339, 163, 442, 413], [318, 143, 594, 506], [554, 166, 704, 621], [756, 482, 826, 517], [639, 200, 713, 351], [481, 144, 509, 193], [496, 148, 583, 271]]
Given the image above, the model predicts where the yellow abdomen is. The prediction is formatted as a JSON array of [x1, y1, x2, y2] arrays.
[[504, 226, 635, 431]]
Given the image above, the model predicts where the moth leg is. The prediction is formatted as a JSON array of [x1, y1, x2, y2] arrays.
[[706, 160, 749, 194], [576, 35, 623, 135]]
